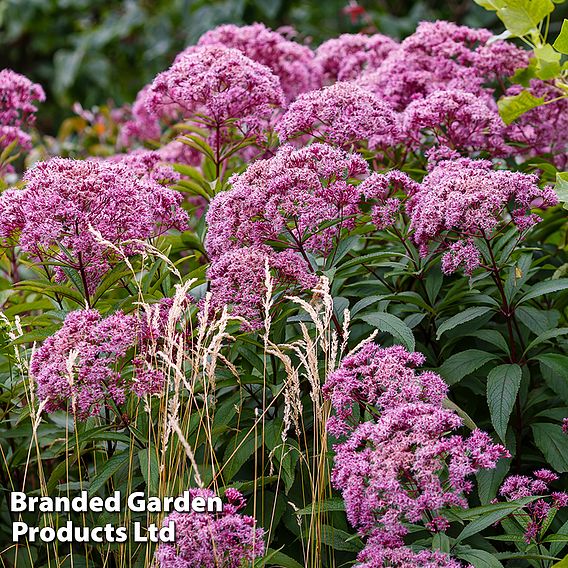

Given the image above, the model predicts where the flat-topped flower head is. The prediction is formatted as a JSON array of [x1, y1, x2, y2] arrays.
[[155, 488, 264, 568], [403, 89, 508, 156], [0, 157, 187, 292], [359, 21, 528, 111], [406, 158, 557, 274], [326, 342, 508, 565], [276, 82, 401, 150], [30, 309, 137, 419], [316, 33, 398, 82], [206, 143, 368, 261], [0, 68, 45, 152], [146, 45, 285, 136], [197, 23, 321, 103]]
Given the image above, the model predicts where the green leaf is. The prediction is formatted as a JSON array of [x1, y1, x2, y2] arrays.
[[455, 548, 505, 568], [553, 554, 568, 568], [555, 172, 568, 209], [497, 0, 555, 37], [138, 447, 160, 495], [519, 279, 568, 303], [258, 549, 304, 568], [534, 43, 562, 79], [477, 458, 512, 504], [553, 19, 568, 54], [526, 328, 568, 353], [487, 364, 522, 442], [297, 498, 345, 515], [516, 306, 559, 334], [474, 0, 506, 9], [319, 525, 363, 552], [532, 423, 568, 472], [436, 307, 493, 340], [536, 353, 568, 403], [88, 451, 130, 496], [439, 350, 499, 386], [455, 503, 526, 543], [360, 313, 415, 351], [498, 89, 545, 124]]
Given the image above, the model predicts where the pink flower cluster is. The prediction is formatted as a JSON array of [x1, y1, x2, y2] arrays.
[[30, 309, 137, 419], [324, 343, 508, 567], [146, 45, 285, 138], [499, 470, 568, 544], [118, 85, 162, 148], [155, 488, 264, 568], [316, 33, 398, 82], [276, 81, 401, 151], [405, 158, 558, 274], [0, 68, 45, 153], [197, 23, 321, 103], [205, 143, 367, 325], [359, 21, 528, 111], [505, 79, 568, 169], [403, 89, 509, 157], [0, 157, 187, 293]]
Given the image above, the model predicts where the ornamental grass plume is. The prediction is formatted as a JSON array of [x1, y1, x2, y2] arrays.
[[315, 33, 398, 82], [146, 45, 285, 138], [324, 342, 508, 567], [403, 89, 509, 157], [0, 157, 187, 294], [197, 23, 321, 103], [30, 309, 137, 419], [155, 488, 264, 568], [276, 81, 401, 151], [0, 68, 45, 153], [405, 158, 558, 274]]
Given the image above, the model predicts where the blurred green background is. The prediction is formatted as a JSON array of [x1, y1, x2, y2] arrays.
[[1, 0, 563, 133]]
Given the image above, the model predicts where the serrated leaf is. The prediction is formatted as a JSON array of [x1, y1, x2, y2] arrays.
[[519, 278, 568, 303], [532, 423, 568, 472], [456, 548, 505, 568], [555, 172, 568, 209], [138, 447, 160, 495], [534, 43, 562, 79], [487, 364, 522, 442], [436, 307, 493, 340], [497, 0, 555, 37], [297, 498, 345, 515], [89, 451, 130, 496], [360, 313, 415, 351], [319, 525, 362, 552], [439, 350, 499, 386], [498, 89, 545, 124], [553, 19, 568, 54]]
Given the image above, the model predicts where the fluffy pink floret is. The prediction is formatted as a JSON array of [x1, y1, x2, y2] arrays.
[[276, 82, 401, 150], [118, 84, 162, 148], [206, 246, 318, 330], [0, 68, 45, 153], [316, 33, 398, 82], [197, 23, 321, 103], [30, 309, 137, 419], [146, 45, 285, 136], [359, 21, 528, 111], [155, 488, 264, 568], [403, 89, 508, 156], [206, 143, 368, 260], [406, 158, 557, 273], [326, 342, 507, 566], [0, 158, 187, 292]]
